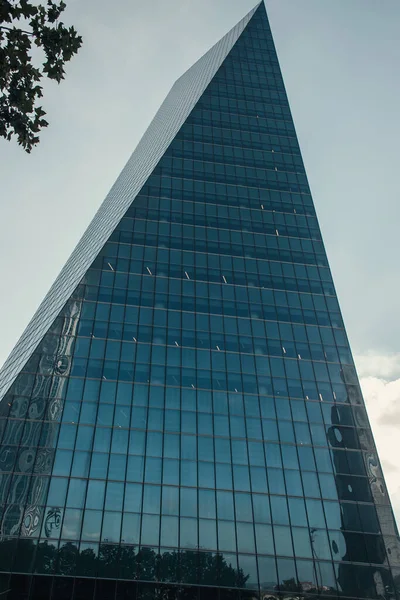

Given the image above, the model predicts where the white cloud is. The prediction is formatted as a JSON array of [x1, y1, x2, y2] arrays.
[[355, 352, 400, 380], [356, 353, 400, 525]]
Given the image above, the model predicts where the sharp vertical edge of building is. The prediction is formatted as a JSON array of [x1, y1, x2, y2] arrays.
[[0, 3, 399, 599]]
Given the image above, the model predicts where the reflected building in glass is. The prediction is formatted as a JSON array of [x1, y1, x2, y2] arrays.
[[0, 2, 399, 600]]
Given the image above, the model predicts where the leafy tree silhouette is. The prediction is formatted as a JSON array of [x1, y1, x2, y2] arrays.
[[0, 537, 257, 597], [56, 541, 79, 575], [76, 546, 98, 577], [35, 539, 57, 573], [277, 577, 303, 593], [98, 542, 120, 579], [0, 0, 82, 152], [119, 544, 137, 580]]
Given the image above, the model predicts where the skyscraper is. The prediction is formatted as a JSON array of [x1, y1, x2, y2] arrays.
[[0, 2, 398, 599]]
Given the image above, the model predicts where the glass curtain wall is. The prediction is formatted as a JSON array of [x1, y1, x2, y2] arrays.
[[0, 4, 399, 600]]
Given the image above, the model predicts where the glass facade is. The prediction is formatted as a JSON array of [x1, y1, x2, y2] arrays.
[[0, 3, 399, 600]]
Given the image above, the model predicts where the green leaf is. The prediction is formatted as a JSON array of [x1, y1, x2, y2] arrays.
[[0, 0, 82, 152]]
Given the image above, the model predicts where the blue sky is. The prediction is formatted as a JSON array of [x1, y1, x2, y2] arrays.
[[1, 0, 400, 517]]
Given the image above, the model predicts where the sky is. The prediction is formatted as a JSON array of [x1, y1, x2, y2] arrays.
[[1, 0, 400, 520]]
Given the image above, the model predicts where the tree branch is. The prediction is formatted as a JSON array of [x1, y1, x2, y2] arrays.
[[0, 25, 34, 36], [0, 1, 82, 152]]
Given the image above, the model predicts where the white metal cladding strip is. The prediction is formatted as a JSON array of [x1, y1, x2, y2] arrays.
[[0, 3, 261, 403]]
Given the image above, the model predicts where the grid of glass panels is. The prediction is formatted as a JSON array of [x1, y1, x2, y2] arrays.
[[0, 4, 399, 600], [0, 4, 258, 405]]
